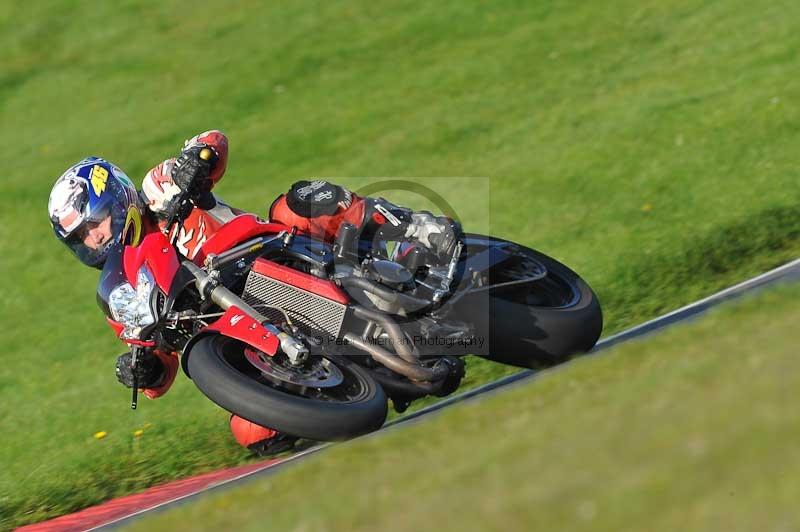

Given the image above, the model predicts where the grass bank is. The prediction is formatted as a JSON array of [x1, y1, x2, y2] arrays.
[[132, 282, 800, 532], [2, 0, 799, 527]]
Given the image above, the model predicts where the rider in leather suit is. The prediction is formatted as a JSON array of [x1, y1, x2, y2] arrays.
[[48, 130, 459, 452]]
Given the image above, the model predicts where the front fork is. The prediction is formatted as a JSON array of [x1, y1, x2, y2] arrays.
[[181, 260, 309, 365]]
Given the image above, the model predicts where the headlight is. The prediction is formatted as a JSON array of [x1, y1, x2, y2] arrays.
[[109, 265, 157, 339]]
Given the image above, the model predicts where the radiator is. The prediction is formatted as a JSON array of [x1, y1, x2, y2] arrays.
[[242, 265, 348, 339]]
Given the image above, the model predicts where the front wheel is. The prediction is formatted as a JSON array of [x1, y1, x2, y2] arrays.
[[187, 335, 387, 441]]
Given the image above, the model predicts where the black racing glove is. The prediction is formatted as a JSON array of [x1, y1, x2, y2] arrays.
[[161, 145, 218, 222], [171, 145, 216, 199], [115, 351, 165, 389], [160, 194, 194, 223]]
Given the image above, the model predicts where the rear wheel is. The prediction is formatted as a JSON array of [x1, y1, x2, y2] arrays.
[[458, 235, 603, 368], [187, 335, 387, 441]]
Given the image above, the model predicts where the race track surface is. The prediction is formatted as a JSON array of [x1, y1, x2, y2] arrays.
[[18, 257, 800, 532]]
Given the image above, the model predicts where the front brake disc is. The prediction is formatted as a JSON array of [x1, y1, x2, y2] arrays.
[[244, 348, 344, 388]]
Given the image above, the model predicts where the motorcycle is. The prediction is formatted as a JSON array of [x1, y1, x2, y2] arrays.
[[97, 191, 603, 442]]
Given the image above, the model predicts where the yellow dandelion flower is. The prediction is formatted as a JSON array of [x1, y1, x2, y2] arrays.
[[93, 431, 107, 440], [133, 429, 144, 437]]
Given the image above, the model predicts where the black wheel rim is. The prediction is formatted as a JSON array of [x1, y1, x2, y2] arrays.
[[216, 337, 372, 404], [493, 251, 579, 308]]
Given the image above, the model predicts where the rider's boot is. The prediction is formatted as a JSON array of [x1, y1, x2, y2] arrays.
[[229, 415, 298, 456]]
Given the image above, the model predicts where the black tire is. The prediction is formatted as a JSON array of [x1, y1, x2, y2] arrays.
[[187, 335, 388, 441], [457, 235, 603, 368]]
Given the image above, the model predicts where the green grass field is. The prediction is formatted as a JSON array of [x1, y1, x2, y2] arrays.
[[128, 282, 800, 532], [1, 0, 799, 528]]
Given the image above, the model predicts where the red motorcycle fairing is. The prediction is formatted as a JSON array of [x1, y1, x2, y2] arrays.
[[112, 215, 292, 367], [204, 306, 280, 355], [101, 231, 178, 341], [191, 214, 291, 266], [106, 316, 124, 336], [123, 231, 180, 293], [181, 306, 280, 378], [251, 258, 350, 304]]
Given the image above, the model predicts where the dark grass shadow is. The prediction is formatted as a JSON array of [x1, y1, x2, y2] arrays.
[[601, 204, 800, 331]]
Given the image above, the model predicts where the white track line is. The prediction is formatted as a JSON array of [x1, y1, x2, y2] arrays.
[[97, 257, 800, 529]]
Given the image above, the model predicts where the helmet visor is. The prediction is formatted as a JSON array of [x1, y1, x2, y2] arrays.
[[60, 203, 126, 267], [49, 177, 88, 237]]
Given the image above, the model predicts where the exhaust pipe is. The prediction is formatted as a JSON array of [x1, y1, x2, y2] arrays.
[[343, 333, 449, 382]]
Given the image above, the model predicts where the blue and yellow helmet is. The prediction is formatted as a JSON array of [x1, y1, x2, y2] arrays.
[[48, 157, 144, 268]]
